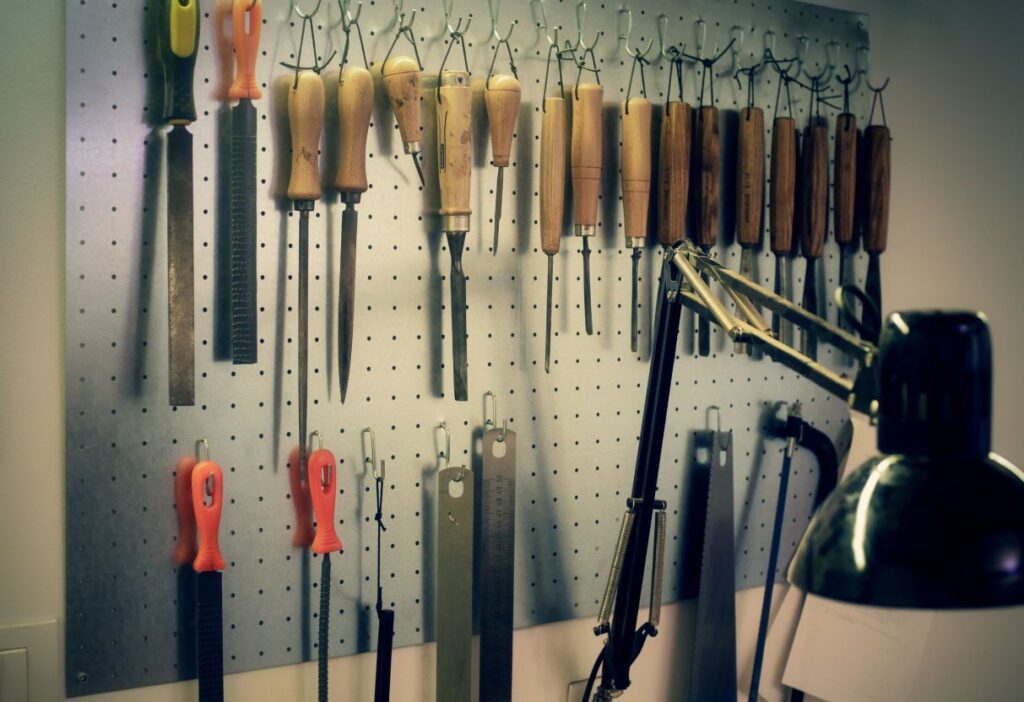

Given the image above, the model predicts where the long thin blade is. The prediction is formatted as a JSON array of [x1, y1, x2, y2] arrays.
[[167, 125, 195, 406], [492, 167, 503, 256], [865, 253, 882, 318], [736, 247, 755, 355], [298, 208, 310, 474], [582, 238, 594, 335], [448, 232, 468, 401], [544, 255, 554, 374], [230, 100, 258, 364], [774, 254, 792, 347], [338, 204, 358, 403], [801, 259, 818, 361], [411, 153, 425, 187], [630, 249, 641, 353]]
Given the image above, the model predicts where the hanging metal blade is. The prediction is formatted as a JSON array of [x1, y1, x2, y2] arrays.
[[297, 205, 311, 479], [697, 247, 713, 357], [773, 254, 792, 347], [544, 255, 554, 373], [582, 238, 594, 335], [447, 231, 468, 401], [338, 197, 359, 403], [230, 99, 258, 364], [630, 249, 641, 352], [801, 259, 819, 361], [167, 124, 195, 406], [865, 253, 882, 318], [492, 167, 504, 256]]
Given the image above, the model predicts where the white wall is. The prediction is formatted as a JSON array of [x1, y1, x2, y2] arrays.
[[1, 1, 1022, 700]]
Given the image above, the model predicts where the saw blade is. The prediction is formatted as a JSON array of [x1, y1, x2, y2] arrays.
[[167, 125, 195, 406], [437, 465, 473, 702]]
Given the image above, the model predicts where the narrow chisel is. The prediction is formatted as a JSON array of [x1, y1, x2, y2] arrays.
[[540, 95, 567, 373], [657, 99, 691, 253], [191, 458, 226, 702], [382, 56, 425, 185], [693, 105, 721, 357], [436, 70, 472, 401], [308, 440, 343, 702], [864, 124, 890, 316], [485, 74, 521, 255], [621, 97, 653, 353], [228, 0, 262, 364], [735, 104, 765, 355], [571, 83, 604, 336], [834, 111, 858, 293], [335, 65, 374, 403], [161, 0, 200, 405], [769, 116, 797, 346], [799, 119, 828, 361]]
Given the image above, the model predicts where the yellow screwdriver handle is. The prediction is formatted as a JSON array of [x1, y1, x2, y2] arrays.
[[287, 70, 325, 202], [540, 97, 568, 256], [383, 56, 422, 153], [620, 97, 652, 244], [485, 74, 522, 168], [335, 66, 374, 194], [437, 70, 472, 232]]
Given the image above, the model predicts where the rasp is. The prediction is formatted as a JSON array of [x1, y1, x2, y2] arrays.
[[308, 442, 343, 702], [335, 66, 374, 403], [484, 74, 521, 255], [571, 83, 603, 336], [437, 463, 474, 702], [620, 96, 652, 354], [480, 427, 517, 702], [437, 70, 472, 401], [191, 458, 226, 702], [161, 0, 200, 405]]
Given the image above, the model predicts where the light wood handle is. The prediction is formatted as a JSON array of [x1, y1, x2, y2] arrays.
[[800, 123, 828, 259], [864, 125, 891, 254], [287, 70, 324, 202], [335, 66, 374, 193], [833, 113, 857, 245], [382, 55, 422, 150], [540, 97, 567, 256], [437, 70, 472, 228], [228, 0, 262, 100], [769, 117, 796, 254], [693, 106, 721, 248], [485, 74, 521, 168], [621, 98, 652, 241], [736, 106, 765, 247], [657, 101, 690, 246], [571, 83, 604, 228]]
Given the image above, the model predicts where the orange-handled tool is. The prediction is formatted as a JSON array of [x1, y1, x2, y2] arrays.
[[192, 460, 226, 573], [287, 445, 314, 547], [228, 0, 262, 101], [307, 441, 342, 702], [173, 455, 198, 565], [191, 458, 225, 702]]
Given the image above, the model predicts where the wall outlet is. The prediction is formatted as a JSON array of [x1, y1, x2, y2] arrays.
[[567, 677, 599, 702], [0, 621, 59, 702]]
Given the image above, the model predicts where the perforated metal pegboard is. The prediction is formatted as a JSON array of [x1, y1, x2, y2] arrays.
[[65, 0, 869, 696]]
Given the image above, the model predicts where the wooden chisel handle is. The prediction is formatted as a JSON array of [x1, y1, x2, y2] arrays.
[[308, 447, 343, 555], [833, 113, 857, 246], [770, 117, 797, 255], [485, 74, 521, 168], [657, 101, 690, 246], [287, 70, 324, 202], [437, 70, 472, 231], [192, 460, 226, 573], [693, 106, 721, 248], [228, 0, 262, 100], [737, 106, 765, 247], [621, 98, 652, 244], [162, 0, 201, 124], [540, 97, 567, 256], [571, 83, 604, 231], [864, 125, 891, 254], [335, 66, 374, 194], [800, 123, 828, 259], [382, 56, 422, 152], [173, 456, 198, 565]]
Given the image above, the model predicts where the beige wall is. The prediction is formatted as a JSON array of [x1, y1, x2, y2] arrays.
[[1, 1, 1022, 700]]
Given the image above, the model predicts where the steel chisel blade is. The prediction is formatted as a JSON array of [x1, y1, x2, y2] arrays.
[[167, 125, 195, 406], [338, 203, 358, 403], [230, 100, 258, 364], [447, 231, 468, 401]]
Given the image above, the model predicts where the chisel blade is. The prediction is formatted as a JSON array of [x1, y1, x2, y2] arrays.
[[801, 259, 818, 361], [297, 206, 311, 473], [630, 249, 641, 353], [582, 238, 594, 335], [338, 201, 358, 403], [230, 100, 258, 365], [492, 167, 503, 256], [167, 124, 195, 406], [544, 255, 554, 373], [447, 231, 468, 401]]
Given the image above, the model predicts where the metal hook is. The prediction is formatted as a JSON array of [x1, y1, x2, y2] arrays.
[[716, 25, 745, 78], [337, 0, 369, 71], [361, 427, 383, 480], [763, 29, 777, 59], [695, 17, 708, 59], [706, 406, 722, 434], [574, 1, 600, 52], [309, 430, 323, 451], [436, 422, 465, 481], [195, 437, 210, 462], [382, 8, 422, 70], [281, 0, 337, 78], [617, 7, 654, 60], [483, 391, 508, 442], [340, 0, 361, 25], [488, 0, 517, 42], [443, 0, 473, 36], [291, 0, 324, 19]]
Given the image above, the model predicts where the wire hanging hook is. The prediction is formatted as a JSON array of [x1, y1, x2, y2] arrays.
[[617, 7, 654, 60], [483, 391, 508, 442], [361, 427, 384, 481], [715, 25, 745, 78], [488, 0, 517, 42], [436, 9, 473, 102], [443, 0, 474, 36], [574, 1, 600, 53], [436, 422, 465, 481], [195, 437, 210, 462], [534, 0, 558, 47], [336, 0, 369, 72], [291, 0, 324, 20], [281, 0, 336, 81], [309, 430, 323, 451], [485, 0, 519, 85], [382, 5, 422, 70]]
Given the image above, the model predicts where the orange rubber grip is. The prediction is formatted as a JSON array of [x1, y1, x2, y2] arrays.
[[229, 0, 263, 100], [191, 460, 226, 573], [308, 447, 343, 555], [288, 446, 314, 547], [173, 456, 198, 565]]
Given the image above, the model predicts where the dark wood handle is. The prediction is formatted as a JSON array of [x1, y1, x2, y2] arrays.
[[800, 123, 828, 259], [693, 106, 720, 247], [833, 113, 857, 245], [769, 117, 796, 254], [864, 125, 891, 254], [657, 101, 690, 246], [737, 106, 765, 247]]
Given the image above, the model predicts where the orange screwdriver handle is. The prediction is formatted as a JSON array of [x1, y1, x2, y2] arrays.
[[833, 113, 857, 246], [657, 101, 691, 246], [228, 0, 263, 100], [288, 446, 314, 547], [800, 124, 828, 259], [173, 456, 198, 565], [308, 447, 343, 555], [192, 460, 226, 572], [693, 106, 721, 248]]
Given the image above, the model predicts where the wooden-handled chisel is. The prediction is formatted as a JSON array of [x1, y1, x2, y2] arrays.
[[657, 100, 691, 251], [288, 70, 325, 501], [769, 116, 797, 346], [161, 0, 200, 405], [693, 105, 721, 357], [437, 70, 472, 401], [540, 96, 567, 373], [736, 105, 765, 355], [799, 119, 828, 360], [308, 441, 343, 702], [485, 74, 521, 256], [864, 124, 890, 316], [335, 65, 374, 404], [382, 56, 425, 185], [833, 112, 858, 289], [571, 83, 603, 336], [621, 97, 652, 353], [228, 0, 262, 365], [191, 458, 226, 702]]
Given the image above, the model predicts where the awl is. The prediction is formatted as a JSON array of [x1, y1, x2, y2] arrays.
[[769, 114, 797, 346], [161, 0, 200, 405], [863, 123, 890, 316], [799, 117, 828, 361], [693, 104, 721, 357], [335, 65, 374, 403], [540, 94, 567, 373], [436, 70, 472, 401], [484, 74, 521, 255], [228, 0, 262, 364], [657, 98, 690, 253], [571, 83, 603, 336], [620, 96, 652, 353], [382, 55, 425, 185]]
